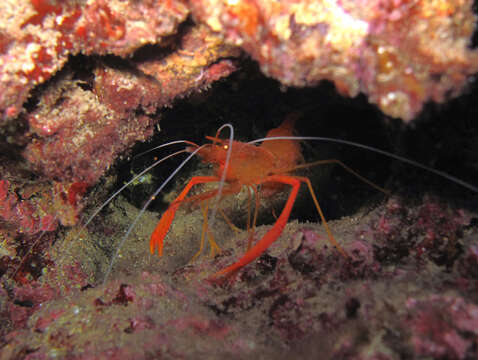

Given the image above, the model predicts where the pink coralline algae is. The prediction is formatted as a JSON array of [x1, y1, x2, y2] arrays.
[[22, 24, 238, 184], [365, 196, 469, 266], [2, 261, 88, 335], [8, 280, 60, 328], [0, 176, 88, 282], [406, 296, 478, 360], [0, 0, 190, 121], [0, 179, 56, 237], [0, 178, 88, 234], [23, 75, 158, 184], [0, 275, 247, 359], [189, 0, 478, 120]]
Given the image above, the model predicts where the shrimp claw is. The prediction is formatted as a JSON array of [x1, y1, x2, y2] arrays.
[[150, 176, 220, 256], [150, 176, 242, 257]]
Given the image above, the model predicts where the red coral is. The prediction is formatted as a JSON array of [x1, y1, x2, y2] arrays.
[[0, 179, 8, 201], [226, 0, 261, 37], [79, 2, 126, 46], [1, 0, 190, 120]]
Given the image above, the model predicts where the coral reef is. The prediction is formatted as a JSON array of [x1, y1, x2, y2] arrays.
[[0, 159, 88, 283], [0, 0, 190, 121], [189, 0, 478, 120], [0, 193, 476, 358], [0, 0, 477, 358], [22, 25, 239, 185], [0, 0, 475, 225]]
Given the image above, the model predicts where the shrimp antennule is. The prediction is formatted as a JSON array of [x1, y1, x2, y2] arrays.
[[106, 124, 235, 283], [73, 141, 200, 248], [81, 149, 188, 236]]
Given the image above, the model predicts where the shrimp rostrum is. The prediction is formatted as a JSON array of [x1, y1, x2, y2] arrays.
[[149, 116, 389, 279]]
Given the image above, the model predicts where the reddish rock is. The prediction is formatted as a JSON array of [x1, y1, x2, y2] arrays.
[[190, 0, 478, 120]]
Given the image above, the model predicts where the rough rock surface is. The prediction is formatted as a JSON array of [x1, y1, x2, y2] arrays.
[[0, 1, 477, 358]]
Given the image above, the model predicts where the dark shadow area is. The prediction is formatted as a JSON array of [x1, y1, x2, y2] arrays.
[[113, 59, 478, 226]]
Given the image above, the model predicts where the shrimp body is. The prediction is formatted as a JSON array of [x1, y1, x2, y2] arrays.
[[149, 115, 347, 278], [198, 115, 300, 186], [199, 139, 275, 184]]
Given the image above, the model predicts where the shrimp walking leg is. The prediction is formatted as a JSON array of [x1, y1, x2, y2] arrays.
[[210, 174, 351, 279], [190, 200, 220, 262], [299, 176, 348, 258], [218, 208, 242, 234], [246, 185, 260, 251], [211, 175, 302, 278]]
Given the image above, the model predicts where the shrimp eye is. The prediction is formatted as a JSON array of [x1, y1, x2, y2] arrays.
[[223, 144, 229, 150]]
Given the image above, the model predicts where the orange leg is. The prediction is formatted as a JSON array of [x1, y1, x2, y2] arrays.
[[210, 175, 349, 279], [278, 159, 390, 196], [211, 175, 301, 278], [150, 177, 243, 257], [246, 185, 260, 251], [150, 176, 219, 256]]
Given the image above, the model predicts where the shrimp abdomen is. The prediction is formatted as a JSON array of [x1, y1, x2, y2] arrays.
[[260, 114, 303, 171]]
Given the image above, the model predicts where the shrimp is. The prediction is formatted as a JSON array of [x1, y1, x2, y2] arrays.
[[99, 116, 476, 284], [149, 114, 389, 279]]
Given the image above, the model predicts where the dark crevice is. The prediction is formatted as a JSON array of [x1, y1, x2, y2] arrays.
[[111, 57, 477, 227], [131, 17, 195, 63], [471, 0, 478, 48]]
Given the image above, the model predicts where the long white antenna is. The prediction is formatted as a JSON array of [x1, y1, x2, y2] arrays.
[[249, 136, 477, 193], [102, 145, 206, 284]]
